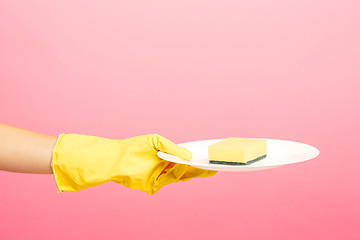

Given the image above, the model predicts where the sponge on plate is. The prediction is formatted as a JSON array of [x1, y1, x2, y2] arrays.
[[208, 138, 267, 165]]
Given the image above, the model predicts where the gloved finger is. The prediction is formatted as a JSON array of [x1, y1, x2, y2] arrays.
[[150, 134, 192, 161], [150, 163, 189, 195], [180, 166, 217, 181]]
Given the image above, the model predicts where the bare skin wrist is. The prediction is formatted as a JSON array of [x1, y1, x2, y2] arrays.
[[0, 123, 58, 174]]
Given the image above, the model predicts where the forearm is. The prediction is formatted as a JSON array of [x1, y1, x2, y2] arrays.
[[0, 123, 57, 174]]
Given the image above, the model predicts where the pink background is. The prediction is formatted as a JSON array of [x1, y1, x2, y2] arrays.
[[1, 1, 359, 239]]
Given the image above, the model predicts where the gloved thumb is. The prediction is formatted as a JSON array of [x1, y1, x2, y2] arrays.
[[151, 134, 192, 160]]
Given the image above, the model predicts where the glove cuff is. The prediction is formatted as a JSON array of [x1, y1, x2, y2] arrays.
[[51, 133, 66, 193], [51, 133, 118, 193]]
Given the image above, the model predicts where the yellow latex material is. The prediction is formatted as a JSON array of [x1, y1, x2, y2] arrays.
[[52, 133, 216, 195]]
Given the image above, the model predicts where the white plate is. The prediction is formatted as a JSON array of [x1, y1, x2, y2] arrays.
[[157, 138, 320, 171]]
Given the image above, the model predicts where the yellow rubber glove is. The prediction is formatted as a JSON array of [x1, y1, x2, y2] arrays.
[[52, 133, 216, 195]]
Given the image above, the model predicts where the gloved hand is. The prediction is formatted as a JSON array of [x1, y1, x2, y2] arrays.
[[52, 133, 216, 195]]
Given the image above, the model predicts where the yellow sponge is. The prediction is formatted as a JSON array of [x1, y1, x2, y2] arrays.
[[208, 138, 267, 165]]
